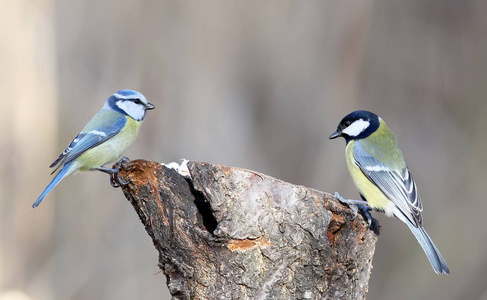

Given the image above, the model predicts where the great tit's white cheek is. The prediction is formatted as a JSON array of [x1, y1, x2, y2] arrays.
[[342, 119, 370, 137], [116, 101, 145, 121]]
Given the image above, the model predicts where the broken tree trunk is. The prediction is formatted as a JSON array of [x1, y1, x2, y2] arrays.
[[114, 159, 377, 300]]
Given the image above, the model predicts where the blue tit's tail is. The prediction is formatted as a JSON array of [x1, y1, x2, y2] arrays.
[[406, 221, 450, 275], [32, 163, 74, 209]]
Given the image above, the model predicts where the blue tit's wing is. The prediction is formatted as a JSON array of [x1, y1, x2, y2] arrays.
[[50, 110, 127, 173], [354, 141, 423, 226]]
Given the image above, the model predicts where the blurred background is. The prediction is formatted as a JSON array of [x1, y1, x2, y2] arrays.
[[1, 0, 486, 299]]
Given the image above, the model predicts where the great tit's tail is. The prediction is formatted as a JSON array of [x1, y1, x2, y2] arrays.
[[406, 222, 450, 275], [32, 163, 74, 209]]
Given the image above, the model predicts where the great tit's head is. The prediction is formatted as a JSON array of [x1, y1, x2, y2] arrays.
[[329, 110, 380, 143], [105, 89, 155, 121]]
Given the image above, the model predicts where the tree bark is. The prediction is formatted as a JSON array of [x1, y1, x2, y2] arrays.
[[115, 159, 377, 300]]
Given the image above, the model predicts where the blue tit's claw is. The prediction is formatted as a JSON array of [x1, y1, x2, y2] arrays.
[[109, 172, 129, 188], [97, 157, 131, 188], [118, 156, 131, 166], [113, 156, 130, 172], [112, 157, 131, 187], [116, 172, 130, 186], [110, 174, 120, 188]]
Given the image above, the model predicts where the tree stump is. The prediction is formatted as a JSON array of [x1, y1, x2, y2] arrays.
[[115, 159, 377, 300]]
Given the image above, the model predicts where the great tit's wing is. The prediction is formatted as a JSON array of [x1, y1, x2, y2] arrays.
[[49, 111, 127, 173], [353, 141, 423, 226]]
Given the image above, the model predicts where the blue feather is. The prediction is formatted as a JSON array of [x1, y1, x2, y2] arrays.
[[32, 163, 75, 208], [33, 89, 154, 208], [50, 111, 127, 172], [406, 221, 450, 274]]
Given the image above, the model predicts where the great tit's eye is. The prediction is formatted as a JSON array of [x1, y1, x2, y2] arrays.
[[344, 120, 351, 127]]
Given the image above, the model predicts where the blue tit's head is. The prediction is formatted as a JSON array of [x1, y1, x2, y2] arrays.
[[105, 89, 155, 121], [329, 110, 380, 143]]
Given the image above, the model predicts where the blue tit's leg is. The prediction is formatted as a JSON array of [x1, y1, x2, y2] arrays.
[[113, 156, 131, 186], [96, 157, 131, 187]]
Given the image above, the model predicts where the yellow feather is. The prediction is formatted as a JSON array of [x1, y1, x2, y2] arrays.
[[76, 117, 141, 171], [345, 140, 395, 216]]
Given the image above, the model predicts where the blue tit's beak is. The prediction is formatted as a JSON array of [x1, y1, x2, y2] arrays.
[[329, 131, 341, 140], [145, 102, 155, 110]]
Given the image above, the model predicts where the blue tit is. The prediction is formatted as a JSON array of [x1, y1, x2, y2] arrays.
[[329, 110, 449, 275], [32, 89, 155, 209]]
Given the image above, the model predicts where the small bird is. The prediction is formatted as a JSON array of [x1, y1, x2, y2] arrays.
[[329, 110, 449, 274], [33, 89, 155, 208]]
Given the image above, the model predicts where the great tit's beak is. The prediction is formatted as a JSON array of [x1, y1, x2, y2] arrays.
[[145, 102, 155, 110], [329, 131, 341, 139]]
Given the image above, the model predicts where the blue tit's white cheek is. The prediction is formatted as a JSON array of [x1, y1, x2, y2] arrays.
[[116, 101, 145, 121], [342, 119, 370, 137], [114, 90, 149, 106]]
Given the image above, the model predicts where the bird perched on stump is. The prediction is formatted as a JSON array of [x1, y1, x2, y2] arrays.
[[329, 110, 449, 275], [33, 89, 155, 208]]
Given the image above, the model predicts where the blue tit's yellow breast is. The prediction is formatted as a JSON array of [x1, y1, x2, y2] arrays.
[[345, 140, 394, 213], [77, 117, 142, 170]]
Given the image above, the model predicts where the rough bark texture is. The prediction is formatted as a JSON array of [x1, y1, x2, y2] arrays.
[[115, 159, 377, 300]]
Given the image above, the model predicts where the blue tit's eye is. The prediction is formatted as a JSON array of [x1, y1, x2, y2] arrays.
[[133, 98, 142, 105]]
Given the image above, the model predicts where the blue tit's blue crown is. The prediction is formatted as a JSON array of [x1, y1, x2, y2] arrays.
[[104, 89, 154, 121], [333, 110, 380, 143]]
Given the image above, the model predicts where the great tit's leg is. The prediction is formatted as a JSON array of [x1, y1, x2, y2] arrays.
[[96, 157, 131, 187], [333, 192, 381, 235], [358, 194, 381, 235], [355, 203, 373, 227], [333, 192, 369, 219]]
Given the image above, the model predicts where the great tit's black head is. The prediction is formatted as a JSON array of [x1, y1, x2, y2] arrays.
[[329, 110, 380, 143]]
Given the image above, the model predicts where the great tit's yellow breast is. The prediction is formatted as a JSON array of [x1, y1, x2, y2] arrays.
[[345, 140, 394, 213], [77, 117, 142, 170]]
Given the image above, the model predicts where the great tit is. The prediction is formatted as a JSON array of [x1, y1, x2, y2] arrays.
[[329, 110, 449, 275], [33, 89, 155, 208]]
